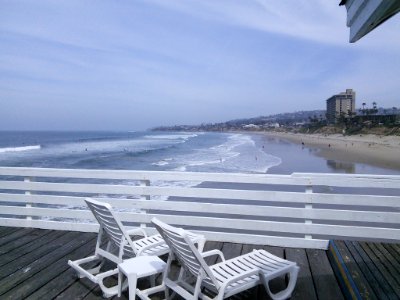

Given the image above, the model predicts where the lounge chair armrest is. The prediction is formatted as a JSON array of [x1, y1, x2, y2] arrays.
[[201, 249, 225, 262], [186, 232, 206, 251], [127, 228, 147, 238], [136, 239, 167, 256]]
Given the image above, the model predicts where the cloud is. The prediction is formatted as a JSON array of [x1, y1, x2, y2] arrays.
[[146, 0, 400, 49]]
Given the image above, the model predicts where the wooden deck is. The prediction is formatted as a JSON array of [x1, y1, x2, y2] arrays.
[[0, 226, 346, 300], [3, 228, 400, 300], [328, 240, 400, 300]]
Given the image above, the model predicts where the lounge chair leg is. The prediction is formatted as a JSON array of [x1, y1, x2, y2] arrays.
[[261, 267, 299, 300], [86, 259, 105, 277], [96, 268, 120, 298], [150, 274, 155, 287], [165, 286, 171, 299]]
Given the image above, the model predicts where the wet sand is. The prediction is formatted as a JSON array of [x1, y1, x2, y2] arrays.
[[263, 132, 400, 171]]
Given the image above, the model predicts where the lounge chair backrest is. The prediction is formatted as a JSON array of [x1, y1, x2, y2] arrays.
[[85, 198, 136, 257], [152, 218, 219, 290]]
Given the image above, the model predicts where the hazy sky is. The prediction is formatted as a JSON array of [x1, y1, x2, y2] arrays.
[[1, 1, 399, 131]]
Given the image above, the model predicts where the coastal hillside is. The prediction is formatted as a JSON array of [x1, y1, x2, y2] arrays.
[[152, 109, 400, 136], [152, 110, 326, 131]]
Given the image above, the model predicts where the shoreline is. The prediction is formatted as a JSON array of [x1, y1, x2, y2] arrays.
[[261, 131, 400, 171]]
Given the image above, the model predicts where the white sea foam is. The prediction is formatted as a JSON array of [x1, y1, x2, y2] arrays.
[[152, 160, 170, 166], [145, 134, 198, 140], [172, 133, 281, 173], [0, 145, 41, 154]]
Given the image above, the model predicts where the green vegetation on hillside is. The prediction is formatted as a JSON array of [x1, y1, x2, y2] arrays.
[[152, 108, 400, 136]]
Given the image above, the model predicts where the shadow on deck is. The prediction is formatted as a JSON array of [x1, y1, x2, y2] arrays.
[[0, 226, 351, 300]]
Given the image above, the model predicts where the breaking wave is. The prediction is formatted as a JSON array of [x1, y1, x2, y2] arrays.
[[0, 145, 41, 154]]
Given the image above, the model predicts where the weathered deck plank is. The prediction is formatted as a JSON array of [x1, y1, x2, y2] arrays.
[[0, 231, 94, 297], [0, 226, 21, 238], [0, 228, 49, 256], [0, 230, 66, 268], [360, 242, 400, 299], [286, 248, 318, 300], [329, 240, 400, 300], [0, 228, 35, 247], [383, 243, 400, 267], [344, 240, 381, 299], [2, 236, 96, 299], [335, 240, 377, 299], [367, 243, 400, 286], [0, 231, 82, 280], [307, 248, 345, 300]]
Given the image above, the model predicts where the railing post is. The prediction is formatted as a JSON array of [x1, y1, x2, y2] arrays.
[[140, 180, 150, 228], [305, 185, 313, 240], [24, 176, 34, 222]]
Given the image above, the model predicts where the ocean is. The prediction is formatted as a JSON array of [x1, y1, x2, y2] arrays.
[[0, 131, 398, 177]]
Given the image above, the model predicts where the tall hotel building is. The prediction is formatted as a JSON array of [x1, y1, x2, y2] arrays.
[[326, 89, 356, 123]]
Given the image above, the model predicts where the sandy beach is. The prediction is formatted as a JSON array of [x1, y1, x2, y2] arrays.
[[263, 132, 400, 171]]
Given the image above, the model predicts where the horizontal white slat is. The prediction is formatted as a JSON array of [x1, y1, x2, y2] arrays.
[[108, 199, 400, 224], [143, 227, 329, 250], [0, 167, 309, 185], [0, 206, 95, 219], [292, 172, 400, 188], [304, 193, 400, 207], [0, 181, 137, 195], [4, 206, 396, 240], [0, 193, 139, 207], [198, 231, 329, 249], [0, 218, 99, 232], [1, 181, 400, 208], [1, 167, 399, 188], [116, 212, 400, 240], [2, 200, 399, 224], [0, 217, 328, 249]]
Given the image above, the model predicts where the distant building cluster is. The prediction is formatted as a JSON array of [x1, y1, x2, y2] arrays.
[[326, 89, 356, 123], [152, 88, 398, 133]]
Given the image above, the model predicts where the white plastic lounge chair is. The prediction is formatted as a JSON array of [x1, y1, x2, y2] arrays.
[[68, 198, 204, 298], [68, 198, 205, 297], [152, 217, 299, 300], [68, 198, 169, 297]]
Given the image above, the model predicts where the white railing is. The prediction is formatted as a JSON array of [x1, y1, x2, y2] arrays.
[[0, 167, 399, 250]]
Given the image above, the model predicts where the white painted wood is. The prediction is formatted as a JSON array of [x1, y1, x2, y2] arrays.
[[102, 199, 400, 223], [0, 167, 399, 249], [2, 191, 400, 209], [305, 185, 313, 240], [24, 176, 33, 221], [0, 218, 99, 232], [0, 206, 95, 220], [1, 181, 399, 207], [0, 193, 133, 207], [116, 213, 400, 240], [0, 216, 328, 249], [0, 167, 309, 185], [1, 192, 400, 210], [1, 167, 399, 188], [197, 231, 329, 249], [138, 228, 329, 249], [292, 172, 400, 188], [344, 0, 400, 42], [2, 197, 398, 224]]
